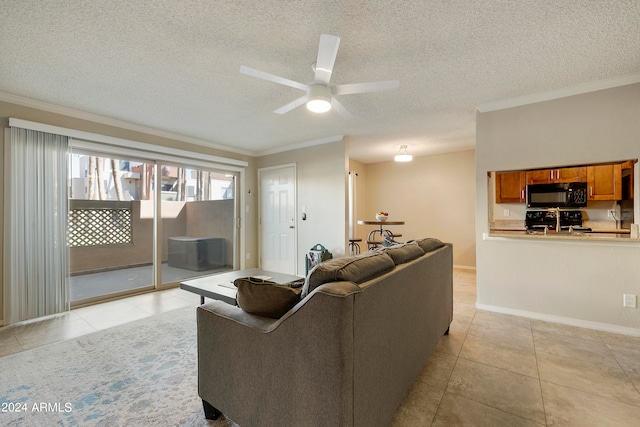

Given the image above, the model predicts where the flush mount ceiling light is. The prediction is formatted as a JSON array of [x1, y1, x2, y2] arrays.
[[394, 145, 413, 162]]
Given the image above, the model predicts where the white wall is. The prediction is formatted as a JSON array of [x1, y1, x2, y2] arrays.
[[257, 140, 347, 275], [363, 150, 476, 268], [476, 82, 640, 334]]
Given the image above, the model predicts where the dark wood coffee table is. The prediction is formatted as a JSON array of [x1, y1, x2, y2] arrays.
[[180, 268, 302, 305]]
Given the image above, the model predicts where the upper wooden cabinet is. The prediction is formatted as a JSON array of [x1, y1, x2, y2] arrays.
[[496, 161, 635, 204], [525, 169, 553, 185], [525, 167, 586, 185], [495, 171, 526, 203], [587, 164, 622, 201], [555, 167, 587, 183]]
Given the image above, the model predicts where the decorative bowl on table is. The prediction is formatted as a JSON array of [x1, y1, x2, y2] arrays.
[[375, 212, 389, 221]]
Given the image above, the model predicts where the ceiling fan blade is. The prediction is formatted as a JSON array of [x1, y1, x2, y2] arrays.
[[240, 66, 308, 92], [333, 80, 399, 95], [331, 97, 353, 120], [274, 95, 309, 115], [314, 34, 340, 85]]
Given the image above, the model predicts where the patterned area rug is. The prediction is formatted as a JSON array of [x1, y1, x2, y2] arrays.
[[0, 306, 238, 426]]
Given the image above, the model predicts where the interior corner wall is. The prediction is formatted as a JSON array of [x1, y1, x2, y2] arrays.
[[256, 140, 347, 275], [348, 158, 368, 243], [241, 161, 259, 269], [0, 122, 6, 325], [363, 150, 476, 268], [476, 83, 640, 333]]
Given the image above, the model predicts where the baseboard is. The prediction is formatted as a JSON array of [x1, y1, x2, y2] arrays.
[[454, 264, 476, 271], [476, 303, 640, 337]]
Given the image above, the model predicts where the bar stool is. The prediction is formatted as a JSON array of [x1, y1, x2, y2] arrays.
[[348, 238, 362, 255]]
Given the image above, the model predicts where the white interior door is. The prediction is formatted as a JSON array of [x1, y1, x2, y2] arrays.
[[259, 165, 296, 274]]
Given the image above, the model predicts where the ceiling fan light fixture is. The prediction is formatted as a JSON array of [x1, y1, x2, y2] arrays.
[[306, 84, 332, 113], [240, 35, 397, 119], [306, 98, 332, 113], [394, 145, 413, 162]]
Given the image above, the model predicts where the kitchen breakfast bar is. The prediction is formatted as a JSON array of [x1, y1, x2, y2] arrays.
[[488, 225, 637, 242]]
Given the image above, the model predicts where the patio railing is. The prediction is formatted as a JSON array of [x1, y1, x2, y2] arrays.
[[68, 200, 133, 247]]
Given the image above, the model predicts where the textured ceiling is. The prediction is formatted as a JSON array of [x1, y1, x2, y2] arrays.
[[1, 1, 639, 163]]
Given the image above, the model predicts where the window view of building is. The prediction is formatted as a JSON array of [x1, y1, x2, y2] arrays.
[[68, 155, 234, 202]]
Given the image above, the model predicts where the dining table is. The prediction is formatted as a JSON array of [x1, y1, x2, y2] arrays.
[[357, 219, 405, 249]]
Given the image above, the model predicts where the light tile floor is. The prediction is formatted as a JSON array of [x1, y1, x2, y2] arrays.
[[0, 287, 201, 355], [2, 269, 640, 426], [391, 268, 640, 426]]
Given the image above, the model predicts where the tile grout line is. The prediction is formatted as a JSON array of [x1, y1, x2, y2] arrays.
[[531, 318, 549, 426], [597, 330, 640, 398], [429, 308, 476, 426], [533, 325, 640, 414]]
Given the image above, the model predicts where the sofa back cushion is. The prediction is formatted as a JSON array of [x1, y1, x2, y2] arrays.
[[379, 242, 425, 265], [411, 237, 445, 253], [302, 251, 395, 297]]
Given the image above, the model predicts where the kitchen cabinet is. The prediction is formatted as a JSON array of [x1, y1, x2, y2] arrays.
[[555, 167, 586, 183], [495, 171, 525, 203], [525, 169, 553, 185], [525, 167, 586, 185], [494, 161, 634, 204], [587, 164, 622, 201]]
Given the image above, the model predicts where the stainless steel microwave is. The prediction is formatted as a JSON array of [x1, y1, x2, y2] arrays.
[[526, 182, 588, 208]]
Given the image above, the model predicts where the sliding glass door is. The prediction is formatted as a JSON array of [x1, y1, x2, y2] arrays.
[[68, 151, 238, 305], [160, 165, 236, 286], [68, 153, 156, 304]]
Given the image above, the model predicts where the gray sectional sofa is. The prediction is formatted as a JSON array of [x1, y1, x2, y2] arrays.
[[197, 238, 453, 426]]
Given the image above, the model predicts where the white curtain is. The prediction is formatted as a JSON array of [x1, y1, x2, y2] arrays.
[[4, 127, 69, 324]]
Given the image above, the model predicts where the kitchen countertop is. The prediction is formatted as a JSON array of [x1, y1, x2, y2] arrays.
[[489, 218, 637, 241], [489, 229, 635, 241]]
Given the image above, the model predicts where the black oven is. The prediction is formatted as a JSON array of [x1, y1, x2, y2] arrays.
[[526, 182, 588, 208]]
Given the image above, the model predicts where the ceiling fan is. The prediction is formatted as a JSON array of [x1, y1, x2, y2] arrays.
[[240, 34, 399, 119]]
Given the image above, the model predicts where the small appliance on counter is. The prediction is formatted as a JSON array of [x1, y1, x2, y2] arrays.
[[525, 209, 592, 233]]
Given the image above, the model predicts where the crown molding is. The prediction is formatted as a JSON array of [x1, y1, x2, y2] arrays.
[[477, 72, 640, 113], [0, 91, 256, 157]]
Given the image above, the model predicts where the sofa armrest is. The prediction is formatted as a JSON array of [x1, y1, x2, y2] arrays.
[[197, 281, 361, 427], [197, 300, 280, 332]]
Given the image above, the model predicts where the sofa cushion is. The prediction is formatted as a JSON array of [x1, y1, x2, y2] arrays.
[[381, 242, 425, 265], [412, 238, 445, 253], [235, 277, 302, 318], [302, 251, 395, 297]]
